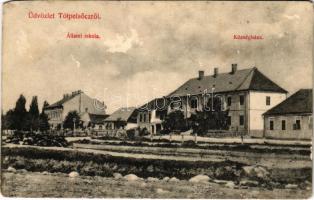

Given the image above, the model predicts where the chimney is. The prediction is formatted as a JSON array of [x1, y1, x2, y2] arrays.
[[231, 63, 237, 74], [198, 70, 204, 80], [213, 68, 218, 77]]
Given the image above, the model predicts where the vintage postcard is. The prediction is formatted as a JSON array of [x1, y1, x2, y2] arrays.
[[1, 0, 313, 198]]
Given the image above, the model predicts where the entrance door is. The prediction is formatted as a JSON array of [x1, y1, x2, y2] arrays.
[[151, 125, 155, 134], [156, 124, 162, 133]]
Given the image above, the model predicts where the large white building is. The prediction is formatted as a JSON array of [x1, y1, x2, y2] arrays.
[[44, 90, 107, 129], [137, 64, 288, 137]]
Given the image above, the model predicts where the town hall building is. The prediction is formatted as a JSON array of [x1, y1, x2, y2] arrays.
[[137, 64, 288, 137]]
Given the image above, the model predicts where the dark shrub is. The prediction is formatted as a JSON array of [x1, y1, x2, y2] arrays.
[[160, 129, 170, 135], [6, 131, 69, 147], [126, 128, 136, 139], [162, 110, 190, 133], [78, 139, 91, 144], [159, 138, 170, 143], [182, 140, 197, 147], [139, 128, 150, 136]]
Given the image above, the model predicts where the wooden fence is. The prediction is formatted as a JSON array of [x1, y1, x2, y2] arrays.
[[203, 130, 248, 138]]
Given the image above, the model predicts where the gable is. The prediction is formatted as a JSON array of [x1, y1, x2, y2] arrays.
[[78, 93, 106, 115], [248, 69, 287, 93]]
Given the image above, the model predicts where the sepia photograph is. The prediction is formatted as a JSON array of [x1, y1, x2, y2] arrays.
[[1, 0, 313, 198]]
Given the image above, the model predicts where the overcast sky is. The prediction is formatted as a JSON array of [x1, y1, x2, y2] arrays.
[[2, 1, 312, 113]]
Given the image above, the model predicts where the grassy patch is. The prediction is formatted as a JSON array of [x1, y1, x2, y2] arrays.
[[2, 146, 244, 180]]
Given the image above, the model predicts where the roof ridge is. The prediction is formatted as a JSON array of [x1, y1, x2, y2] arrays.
[[192, 67, 255, 79], [234, 67, 256, 91], [119, 107, 136, 110], [45, 92, 82, 109], [166, 79, 192, 97]]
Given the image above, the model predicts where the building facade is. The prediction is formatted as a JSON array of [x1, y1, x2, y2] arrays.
[[44, 90, 107, 129], [104, 107, 138, 130], [263, 89, 312, 140], [137, 99, 167, 134], [138, 64, 287, 136], [80, 112, 109, 130]]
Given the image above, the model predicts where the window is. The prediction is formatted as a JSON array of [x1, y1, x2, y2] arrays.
[[85, 107, 88, 112], [266, 96, 271, 106], [139, 114, 142, 122], [227, 116, 231, 126], [156, 111, 161, 119], [149, 113, 151, 122], [270, 120, 274, 130], [190, 98, 198, 109], [294, 119, 301, 130], [227, 97, 232, 106], [156, 110, 166, 120], [207, 98, 212, 110], [143, 114, 147, 122], [151, 125, 155, 134], [281, 120, 286, 130], [240, 95, 245, 105], [239, 115, 244, 126]]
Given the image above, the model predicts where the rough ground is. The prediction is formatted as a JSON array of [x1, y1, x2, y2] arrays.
[[4, 143, 311, 169], [1, 171, 312, 198], [72, 143, 311, 169]]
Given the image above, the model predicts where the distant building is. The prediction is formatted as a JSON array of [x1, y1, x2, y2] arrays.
[[44, 90, 107, 129], [138, 64, 288, 136], [137, 98, 167, 134], [263, 89, 312, 140], [80, 113, 109, 130], [104, 107, 138, 130]]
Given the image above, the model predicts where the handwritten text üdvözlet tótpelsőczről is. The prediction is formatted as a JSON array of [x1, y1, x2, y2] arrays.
[[28, 11, 101, 20]]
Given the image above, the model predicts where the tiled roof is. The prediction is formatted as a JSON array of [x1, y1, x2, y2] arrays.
[[167, 67, 287, 97], [105, 107, 137, 122], [138, 98, 170, 111], [45, 92, 81, 109], [88, 113, 109, 124], [264, 89, 312, 116], [45, 91, 106, 115]]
